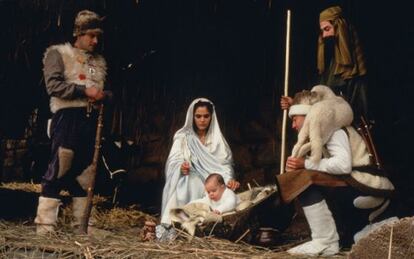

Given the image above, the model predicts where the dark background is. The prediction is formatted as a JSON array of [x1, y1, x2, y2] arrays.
[[0, 0, 412, 215]]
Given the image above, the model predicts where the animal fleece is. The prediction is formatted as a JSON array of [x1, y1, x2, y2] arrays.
[[291, 85, 353, 162]]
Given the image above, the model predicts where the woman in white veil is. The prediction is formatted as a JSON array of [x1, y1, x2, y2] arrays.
[[157, 98, 239, 239]]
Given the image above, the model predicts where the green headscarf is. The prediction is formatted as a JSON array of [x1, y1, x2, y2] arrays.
[[317, 6, 367, 80]]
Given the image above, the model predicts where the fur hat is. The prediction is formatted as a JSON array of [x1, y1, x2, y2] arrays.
[[73, 10, 104, 37], [290, 85, 353, 162], [288, 90, 321, 118]]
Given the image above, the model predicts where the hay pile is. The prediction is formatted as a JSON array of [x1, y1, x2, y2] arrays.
[[0, 218, 351, 258], [1, 182, 42, 193], [0, 220, 302, 259], [0, 182, 282, 258], [349, 217, 414, 259], [0, 182, 349, 258]]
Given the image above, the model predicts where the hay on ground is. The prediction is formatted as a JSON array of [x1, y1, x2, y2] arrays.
[[0, 220, 305, 259], [0, 182, 348, 258], [349, 217, 414, 259]]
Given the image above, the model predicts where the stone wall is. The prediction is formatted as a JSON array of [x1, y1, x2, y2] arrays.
[[0, 139, 29, 182]]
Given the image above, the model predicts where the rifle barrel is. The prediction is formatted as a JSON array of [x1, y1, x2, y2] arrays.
[[79, 104, 104, 234]]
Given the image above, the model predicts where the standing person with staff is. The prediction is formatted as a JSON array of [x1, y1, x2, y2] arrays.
[[34, 10, 111, 235], [281, 6, 369, 121]]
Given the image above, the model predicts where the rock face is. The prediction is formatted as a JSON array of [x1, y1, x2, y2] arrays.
[[349, 217, 414, 259]]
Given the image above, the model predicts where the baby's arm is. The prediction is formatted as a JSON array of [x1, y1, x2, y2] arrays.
[[214, 189, 237, 214], [212, 209, 221, 215]]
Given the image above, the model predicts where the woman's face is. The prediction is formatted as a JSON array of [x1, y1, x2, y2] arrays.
[[193, 106, 212, 132]]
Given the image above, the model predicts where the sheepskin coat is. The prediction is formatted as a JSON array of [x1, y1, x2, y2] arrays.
[[43, 43, 107, 113]]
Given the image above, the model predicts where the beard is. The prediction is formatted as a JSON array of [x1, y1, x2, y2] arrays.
[[323, 36, 336, 65]]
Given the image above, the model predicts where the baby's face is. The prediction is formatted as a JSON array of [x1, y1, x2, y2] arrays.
[[205, 180, 225, 202]]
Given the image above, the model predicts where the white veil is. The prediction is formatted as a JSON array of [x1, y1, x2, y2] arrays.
[[161, 98, 234, 222]]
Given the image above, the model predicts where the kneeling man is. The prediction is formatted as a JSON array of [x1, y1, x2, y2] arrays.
[[277, 86, 396, 256]]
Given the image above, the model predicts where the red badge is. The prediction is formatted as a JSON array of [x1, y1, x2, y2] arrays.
[[79, 74, 86, 80]]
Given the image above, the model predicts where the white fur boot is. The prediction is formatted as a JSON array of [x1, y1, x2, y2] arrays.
[[34, 196, 61, 235], [288, 200, 339, 256]]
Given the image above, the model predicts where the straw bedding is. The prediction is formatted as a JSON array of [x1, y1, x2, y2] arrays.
[[0, 182, 349, 258]]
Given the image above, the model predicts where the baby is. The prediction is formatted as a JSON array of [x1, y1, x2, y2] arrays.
[[193, 173, 238, 214]]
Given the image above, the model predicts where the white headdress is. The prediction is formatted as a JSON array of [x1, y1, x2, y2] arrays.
[[175, 97, 233, 163]]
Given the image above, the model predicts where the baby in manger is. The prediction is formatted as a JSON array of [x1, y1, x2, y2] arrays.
[[168, 173, 240, 237], [191, 173, 239, 214]]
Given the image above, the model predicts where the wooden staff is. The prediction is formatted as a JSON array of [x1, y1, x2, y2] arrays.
[[280, 10, 291, 174], [80, 104, 105, 234]]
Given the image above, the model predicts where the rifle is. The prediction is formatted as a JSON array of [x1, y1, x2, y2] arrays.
[[357, 116, 383, 169], [80, 104, 105, 234]]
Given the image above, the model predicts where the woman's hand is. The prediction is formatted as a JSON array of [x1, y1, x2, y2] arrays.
[[180, 161, 190, 175], [227, 179, 240, 191]]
